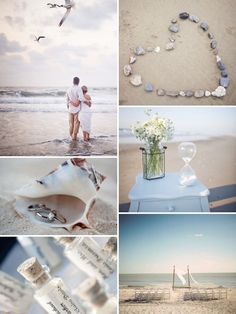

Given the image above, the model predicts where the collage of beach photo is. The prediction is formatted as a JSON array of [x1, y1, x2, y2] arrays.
[[0, 0, 236, 314]]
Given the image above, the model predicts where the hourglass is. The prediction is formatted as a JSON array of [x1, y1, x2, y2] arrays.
[[178, 142, 197, 186]]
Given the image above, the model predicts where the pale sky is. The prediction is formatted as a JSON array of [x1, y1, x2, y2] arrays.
[[120, 215, 236, 274], [0, 0, 117, 87]]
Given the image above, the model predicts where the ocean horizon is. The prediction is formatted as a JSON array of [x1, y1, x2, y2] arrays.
[[119, 127, 236, 144], [120, 273, 236, 288]]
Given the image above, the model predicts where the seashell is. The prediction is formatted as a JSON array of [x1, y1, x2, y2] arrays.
[[129, 56, 136, 64], [123, 64, 132, 76], [154, 46, 161, 53], [130, 75, 142, 87], [211, 86, 226, 97], [15, 159, 106, 230]]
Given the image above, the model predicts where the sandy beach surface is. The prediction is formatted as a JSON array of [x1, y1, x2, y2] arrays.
[[0, 158, 117, 235], [0, 112, 117, 156], [119, 136, 236, 208], [120, 285, 236, 314], [119, 0, 236, 105]]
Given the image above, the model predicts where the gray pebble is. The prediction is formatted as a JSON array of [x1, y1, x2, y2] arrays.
[[217, 61, 226, 71], [171, 18, 177, 24], [185, 90, 194, 97], [219, 77, 230, 88], [208, 32, 214, 39], [200, 22, 209, 31], [179, 12, 189, 19], [169, 24, 179, 33], [189, 15, 200, 23], [210, 40, 217, 49], [213, 48, 219, 55], [194, 90, 205, 98], [157, 89, 166, 96], [144, 83, 154, 92], [221, 70, 228, 78], [134, 46, 145, 56], [166, 91, 179, 97]]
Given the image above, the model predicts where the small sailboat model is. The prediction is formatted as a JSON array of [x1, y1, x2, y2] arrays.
[[15, 158, 106, 230]]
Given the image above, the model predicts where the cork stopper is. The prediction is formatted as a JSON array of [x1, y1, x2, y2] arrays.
[[57, 237, 76, 246], [104, 237, 117, 256], [17, 257, 50, 287], [78, 278, 108, 307]]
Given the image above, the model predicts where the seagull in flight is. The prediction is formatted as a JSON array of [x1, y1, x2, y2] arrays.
[[34, 36, 46, 42], [47, 3, 63, 8], [59, 0, 75, 27]]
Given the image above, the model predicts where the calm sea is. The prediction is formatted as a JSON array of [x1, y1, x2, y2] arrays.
[[120, 273, 236, 288], [0, 86, 116, 113]]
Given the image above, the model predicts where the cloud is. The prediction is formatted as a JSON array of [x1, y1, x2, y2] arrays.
[[4, 16, 25, 28], [0, 33, 27, 55]]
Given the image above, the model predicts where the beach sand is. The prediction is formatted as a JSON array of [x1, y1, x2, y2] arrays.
[[0, 158, 117, 235], [120, 285, 236, 314], [119, 0, 236, 105], [0, 112, 117, 156], [119, 136, 236, 207]]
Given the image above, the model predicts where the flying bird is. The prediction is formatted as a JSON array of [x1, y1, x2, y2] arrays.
[[47, 3, 63, 8], [34, 36, 46, 42], [59, 0, 75, 27]]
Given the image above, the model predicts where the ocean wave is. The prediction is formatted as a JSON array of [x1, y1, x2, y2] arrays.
[[0, 87, 117, 98]]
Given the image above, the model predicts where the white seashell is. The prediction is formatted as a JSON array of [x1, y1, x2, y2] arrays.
[[154, 46, 161, 53], [129, 56, 136, 64], [130, 75, 142, 87], [211, 86, 226, 97], [205, 90, 211, 97], [123, 64, 132, 76], [179, 91, 185, 96], [216, 55, 221, 62], [15, 159, 106, 229]]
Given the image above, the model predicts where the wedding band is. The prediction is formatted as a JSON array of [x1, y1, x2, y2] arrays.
[[28, 204, 46, 212]]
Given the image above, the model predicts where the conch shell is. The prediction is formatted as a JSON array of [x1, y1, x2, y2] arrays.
[[15, 158, 106, 230]]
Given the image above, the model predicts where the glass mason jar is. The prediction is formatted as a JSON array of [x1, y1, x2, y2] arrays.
[[140, 145, 167, 180]]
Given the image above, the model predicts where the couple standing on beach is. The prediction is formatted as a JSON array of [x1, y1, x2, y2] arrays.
[[66, 77, 92, 142]]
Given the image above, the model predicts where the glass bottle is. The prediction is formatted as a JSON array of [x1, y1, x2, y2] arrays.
[[102, 237, 117, 263], [0, 270, 33, 313], [76, 277, 117, 314], [57, 237, 115, 280], [17, 257, 85, 314]]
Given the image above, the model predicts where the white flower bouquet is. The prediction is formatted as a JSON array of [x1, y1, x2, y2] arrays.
[[131, 110, 174, 179]]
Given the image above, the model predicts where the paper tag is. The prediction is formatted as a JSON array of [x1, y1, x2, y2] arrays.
[[67, 238, 114, 279], [35, 278, 84, 314], [0, 270, 33, 313]]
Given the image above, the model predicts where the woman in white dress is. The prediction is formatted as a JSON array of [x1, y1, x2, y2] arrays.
[[80, 86, 92, 141]]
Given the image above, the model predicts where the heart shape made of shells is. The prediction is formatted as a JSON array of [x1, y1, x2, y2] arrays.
[[123, 12, 229, 98]]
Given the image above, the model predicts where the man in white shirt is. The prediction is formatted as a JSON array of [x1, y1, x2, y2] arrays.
[[66, 76, 85, 140]]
